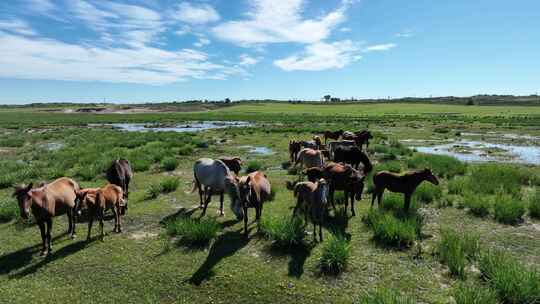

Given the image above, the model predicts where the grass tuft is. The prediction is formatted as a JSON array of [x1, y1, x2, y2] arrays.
[[414, 182, 442, 204], [407, 153, 466, 178], [364, 209, 420, 248], [358, 288, 415, 304], [164, 217, 220, 247], [160, 177, 180, 193], [437, 228, 479, 278], [529, 187, 540, 219], [452, 281, 498, 304], [145, 183, 162, 200], [0, 199, 19, 223], [463, 192, 491, 217], [493, 193, 525, 225], [260, 216, 305, 248], [319, 234, 350, 275], [161, 157, 179, 171], [245, 160, 263, 173]]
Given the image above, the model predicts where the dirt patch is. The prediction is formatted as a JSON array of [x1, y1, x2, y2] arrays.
[[128, 231, 158, 241]]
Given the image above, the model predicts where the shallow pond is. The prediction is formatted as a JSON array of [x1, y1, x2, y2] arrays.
[[411, 139, 540, 165], [101, 121, 252, 132], [239, 145, 275, 155]]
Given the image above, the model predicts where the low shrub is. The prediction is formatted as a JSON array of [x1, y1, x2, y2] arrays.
[[145, 183, 162, 200], [407, 153, 466, 179], [177, 144, 195, 156], [453, 281, 498, 304], [364, 209, 419, 248], [357, 288, 415, 304], [164, 217, 220, 247], [470, 164, 529, 197], [493, 193, 525, 225], [160, 177, 180, 193], [414, 182, 442, 204], [245, 160, 263, 174], [376, 160, 402, 173], [448, 176, 468, 195], [463, 192, 491, 217], [161, 157, 179, 171], [0, 199, 19, 223], [479, 250, 540, 303], [529, 188, 540, 219], [260, 216, 305, 248], [437, 229, 479, 278], [319, 234, 350, 275]]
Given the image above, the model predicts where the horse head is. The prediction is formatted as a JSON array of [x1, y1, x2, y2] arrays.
[[423, 168, 439, 185], [224, 175, 243, 221], [347, 170, 365, 201], [12, 183, 34, 219]]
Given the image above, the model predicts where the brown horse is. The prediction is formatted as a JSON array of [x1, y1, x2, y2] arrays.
[[295, 148, 324, 169], [293, 178, 329, 242], [313, 136, 323, 150], [237, 171, 271, 236], [219, 157, 243, 175], [323, 130, 344, 144], [106, 159, 132, 214], [12, 177, 80, 256], [371, 169, 439, 212], [288, 140, 302, 163], [77, 184, 125, 241], [323, 163, 365, 216], [353, 130, 373, 150]]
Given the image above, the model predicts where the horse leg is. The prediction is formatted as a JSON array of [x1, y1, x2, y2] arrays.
[[319, 208, 324, 242], [329, 187, 336, 211], [38, 221, 47, 256], [87, 208, 94, 242], [377, 190, 384, 207], [197, 183, 204, 208], [404, 194, 411, 213], [371, 188, 378, 207], [67, 209, 73, 235], [350, 192, 356, 217], [256, 204, 263, 232], [69, 207, 77, 239], [201, 190, 211, 217], [46, 218, 52, 255], [344, 190, 350, 215], [219, 192, 224, 216], [99, 207, 105, 241], [243, 206, 249, 237]]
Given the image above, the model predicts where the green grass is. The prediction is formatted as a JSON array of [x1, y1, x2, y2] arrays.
[[479, 250, 540, 304], [0, 199, 18, 223], [357, 288, 415, 304], [161, 157, 179, 171], [145, 183, 162, 200], [407, 153, 466, 178], [493, 194, 525, 225], [453, 281, 498, 304], [413, 182, 442, 204], [260, 216, 305, 248], [375, 160, 403, 173], [319, 234, 350, 275], [164, 217, 221, 247], [364, 209, 420, 248], [448, 176, 468, 195], [463, 192, 491, 218], [245, 160, 263, 173], [529, 188, 540, 219], [160, 177, 180, 193], [469, 164, 530, 197], [437, 229, 479, 278]]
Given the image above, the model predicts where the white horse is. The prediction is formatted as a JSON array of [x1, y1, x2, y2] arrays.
[[190, 158, 243, 219]]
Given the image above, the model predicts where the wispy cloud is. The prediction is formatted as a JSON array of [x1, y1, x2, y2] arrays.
[[172, 2, 220, 25], [239, 54, 259, 66], [362, 43, 397, 52], [212, 0, 351, 46], [25, 0, 56, 14], [0, 19, 37, 36], [274, 40, 361, 71], [395, 29, 414, 38], [194, 37, 211, 48]]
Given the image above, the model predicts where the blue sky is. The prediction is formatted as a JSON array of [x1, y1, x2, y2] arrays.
[[0, 0, 539, 103]]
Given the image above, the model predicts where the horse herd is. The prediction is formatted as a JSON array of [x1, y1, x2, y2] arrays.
[[10, 129, 439, 256]]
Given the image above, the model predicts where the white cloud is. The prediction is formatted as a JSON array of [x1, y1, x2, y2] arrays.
[[173, 2, 220, 25], [239, 54, 259, 66], [212, 0, 351, 46], [274, 40, 361, 71], [340, 27, 351, 32], [362, 43, 396, 52], [0, 19, 36, 36], [194, 37, 211, 48], [175, 25, 191, 36], [395, 29, 414, 38], [25, 0, 55, 14], [0, 31, 245, 85]]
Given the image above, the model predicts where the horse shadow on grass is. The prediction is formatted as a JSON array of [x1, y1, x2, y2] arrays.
[[188, 229, 250, 286]]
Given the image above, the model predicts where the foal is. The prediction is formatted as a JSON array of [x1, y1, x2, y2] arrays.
[[371, 168, 439, 212], [293, 178, 329, 242]]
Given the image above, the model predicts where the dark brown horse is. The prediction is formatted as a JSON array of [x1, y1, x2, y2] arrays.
[[106, 159, 132, 214], [288, 140, 302, 163], [333, 146, 373, 174], [12, 177, 80, 256], [293, 178, 329, 242], [371, 168, 439, 212], [77, 184, 125, 241], [237, 171, 271, 237], [219, 157, 243, 175], [323, 130, 344, 144], [323, 163, 365, 216], [353, 130, 373, 150]]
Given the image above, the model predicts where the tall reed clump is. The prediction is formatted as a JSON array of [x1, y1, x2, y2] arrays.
[[414, 182, 442, 204], [363, 209, 421, 248], [357, 288, 415, 304], [164, 217, 220, 247], [145, 183, 162, 200], [463, 192, 491, 218], [469, 164, 529, 197], [493, 193, 525, 225], [407, 153, 466, 179], [160, 177, 180, 193], [479, 250, 540, 303], [260, 216, 305, 248], [161, 157, 179, 171], [447, 176, 469, 195], [452, 281, 498, 304], [437, 228, 480, 278], [319, 234, 350, 275], [528, 187, 540, 219]]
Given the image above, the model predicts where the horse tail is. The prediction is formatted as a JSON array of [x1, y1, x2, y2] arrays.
[[293, 183, 301, 198], [186, 171, 201, 194]]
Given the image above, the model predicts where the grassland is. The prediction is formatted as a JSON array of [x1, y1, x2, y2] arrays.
[[0, 102, 539, 303]]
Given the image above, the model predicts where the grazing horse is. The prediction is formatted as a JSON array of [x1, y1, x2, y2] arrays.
[[371, 168, 439, 212], [327, 140, 356, 160], [106, 159, 133, 214], [304, 167, 324, 182], [219, 157, 243, 175], [333, 146, 373, 174], [353, 130, 373, 150], [190, 158, 243, 220], [323, 130, 344, 144], [300, 140, 318, 150], [77, 184, 125, 241], [294, 148, 324, 169], [289, 140, 302, 163], [293, 178, 329, 242], [12, 177, 80, 256], [237, 171, 271, 236], [342, 131, 356, 140], [313, 136, 323, 150], [323, 163, 365, 216]]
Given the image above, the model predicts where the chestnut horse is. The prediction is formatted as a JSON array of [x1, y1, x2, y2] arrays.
[[77, 184, 125, 241], [371, 168, 439, 212], [293, 178, 329, 242], [12, 177, 80, 256], [238, 171, 271, 236], [288, 140, 302, 163], [323, 130, 344, 144], [323, 163, 365, 216]]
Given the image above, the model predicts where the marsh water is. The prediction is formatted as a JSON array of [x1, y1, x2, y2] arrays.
[[104, 121, 252, 132], [405, 132, 540, 165]]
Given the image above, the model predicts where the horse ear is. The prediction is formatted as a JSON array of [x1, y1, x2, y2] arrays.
[[245, 176, 251, 184], [27, 183, 33, 191]]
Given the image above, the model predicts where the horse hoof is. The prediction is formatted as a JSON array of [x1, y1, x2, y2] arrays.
[[70, 234, 77, 240]]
